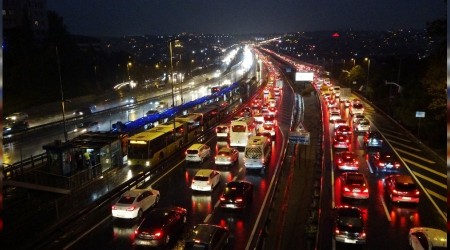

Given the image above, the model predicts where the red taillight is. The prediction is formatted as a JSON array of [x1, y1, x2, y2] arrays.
[[392, 189, 399, 194], [363, 188, 369, 193], [227, 157, 231, 160], [236, 198, 243, 203], [220, 197, 225, 201], [134, 229, 139, 235], [185, 151, 188, 155], [335, 229, 340, 234], [355, 160, 359, 164], [126, 206, 136, 211], [344, 187, 350, 192], [154, 231, 163, 238], [395, 163, 400, 168], [112, 205, 117, 210], [379, 162, 385, 167], [415, 190, 420, 195]]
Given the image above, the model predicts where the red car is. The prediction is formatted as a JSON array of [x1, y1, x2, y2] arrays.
[[341, 172, 369, 200], [335, 151, 359, 171], [384, 175, 420, 204], [372, 151, 401, 172], [333, 134, 350, 149], [335, 125, 352, 136]]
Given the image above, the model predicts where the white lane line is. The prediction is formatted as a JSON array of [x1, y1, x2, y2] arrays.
[[366, 160, 373, 174], [403, 158, 447, 179], [426, 188, 447, 202], [214, 200, 221, 209], [389, 141, 421, 151], [64, 215, 111, 249], [380, 128, 407, 136], [395, 148, 435, 164], [380, 195, 392, 222], [203, 213, 212, 223]]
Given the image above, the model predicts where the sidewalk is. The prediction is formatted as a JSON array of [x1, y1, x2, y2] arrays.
[[263, 87, 322, 250]]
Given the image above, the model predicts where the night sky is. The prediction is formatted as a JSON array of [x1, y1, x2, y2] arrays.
[[47, 0, 446, 37]]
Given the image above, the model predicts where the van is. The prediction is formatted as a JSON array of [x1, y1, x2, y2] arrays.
[[244, 136, 271, 170], [216, 124, 229, 138], [185, 224, 229, 250], [185, 144, 211, 163], [191, 169, 220, 192]]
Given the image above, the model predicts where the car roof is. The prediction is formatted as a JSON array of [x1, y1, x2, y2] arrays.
[[189, 224, 228, 242], [218, 147, 234, 153], [336, 206, 362, 216], [189, 143, 207, 150], [195, 169, 215, 176], [393, 175, 414, 184], [410, 227, 447, 247]]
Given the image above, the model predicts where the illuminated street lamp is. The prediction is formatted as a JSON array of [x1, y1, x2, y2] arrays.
[[364, 57, 370, 93], [127, 62, 132, 81], [351, 58, 356, 68], [170, 40, 183, 104]]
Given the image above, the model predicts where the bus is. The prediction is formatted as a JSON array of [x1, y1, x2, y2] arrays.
[[195, 105, 219, 128], [244, 136, 271, 170], [229, 117, 255, 148], [127, 125, 185, 167], [175, 113, 204, 140]]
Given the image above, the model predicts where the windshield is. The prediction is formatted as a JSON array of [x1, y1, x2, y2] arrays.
[[232, 125, 246, 132], [118, 196, 136, 204], [194, 176, 209, 182]]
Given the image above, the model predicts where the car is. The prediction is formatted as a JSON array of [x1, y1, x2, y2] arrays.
[[333, 119, 348, 129], [191, 169, 220, 192], [327, 99, 338, 108], [333, 134, 350, 149], [268, 106, 277, 116], [273, 87, 281, 96], [335, 151, 359, 171], [112, 188, 160, 219], [409, 227, 447, 250], [126, 96, 136, 104], [215, 147, 239, 166], [3, 121, 29, 135], [263, 114, 277, 126], [364, 131, 383, 148], [219, 181, 253, 209], [350, 103, 364, 116], [340, 172, 369, 199], [73, 107, 93, 116], [329, 111, 342, 122], [328, 107, 340, 115], [73, 121, 99, 133], [134, 206, 187, 247], [185, 224, 229, 250], [352, 114, 365, 123], [185, 144, 211, 163], [256, 131, 273, 143], [384, 174, 420, 204], [371, 151, 401, 172], [259, 124, 276, 138], [335, 125, 352, 136], [268, 98, 277, 107], [263, 87, 270, 94], [333, 206, 366, 244], [240, 106, 252, 117], [146, 109, 159, 116], [354, 118, 370, 133], [333, 86, 341, 97], [5, 112, 29, 123], [216, 124, 229, 138]]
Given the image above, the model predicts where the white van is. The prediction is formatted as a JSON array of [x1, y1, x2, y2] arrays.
[[216, 124, 229, 138], [229, 117, 255, 147], [244, 136, 271, 170], [185, 144, 211, 163]]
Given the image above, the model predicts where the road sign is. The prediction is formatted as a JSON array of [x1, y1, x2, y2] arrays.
[[415, 111, 425, 118], [289, 130, 310, 145]]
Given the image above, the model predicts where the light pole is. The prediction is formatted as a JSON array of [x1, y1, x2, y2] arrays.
[[169, 40, 178, 134], [127, 62, 132, 81], [364, 57, 370, 93], [56, 46, 68, 142], [351, 58, 355, 68]]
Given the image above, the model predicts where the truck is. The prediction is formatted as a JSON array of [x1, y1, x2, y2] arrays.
[[339, 88, 351, 103]]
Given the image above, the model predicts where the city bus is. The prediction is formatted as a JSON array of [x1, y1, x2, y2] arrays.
[[244, 135, 271, 170], [229, 117, 255, 148], [127, 125, 185, 167], [175, 113, 204, 141]]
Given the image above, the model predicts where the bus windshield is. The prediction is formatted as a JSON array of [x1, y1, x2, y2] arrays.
[[232, 125, 246, 133]]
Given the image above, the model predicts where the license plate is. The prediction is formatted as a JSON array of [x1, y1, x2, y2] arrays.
[[402, 197, 411, 200], [353, 189, 360, 192], [344, 239, 357, 243], [226, 204, 235, 208]]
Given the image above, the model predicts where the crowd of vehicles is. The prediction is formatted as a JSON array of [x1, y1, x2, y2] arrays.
[[313, 76, 443, 248]]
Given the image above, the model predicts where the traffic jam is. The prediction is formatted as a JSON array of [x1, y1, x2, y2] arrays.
[[315, 78, 446, 249]]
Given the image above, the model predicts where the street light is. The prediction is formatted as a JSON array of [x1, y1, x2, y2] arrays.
[[170, 40, 183, 104], [127, 62, 132, 81], [364, 57, 370, 93], [351, 58, 356, 68]]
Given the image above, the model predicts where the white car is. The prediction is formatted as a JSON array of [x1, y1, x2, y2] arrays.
[[333, 119, 348, 129], [354, 118, 370, 132], [215, 147, 239, 165], [112, 188, 160, 219], [185, 144, 211, 163], [259, 124, 276, 138], [409, 227, 447, 250], [329, 111, 341, 122], [352, 114, 365, 123], [350, 103, 364, 116], [191, 169, 221, 192]]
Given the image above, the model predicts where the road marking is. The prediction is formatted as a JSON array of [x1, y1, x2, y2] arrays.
[[382, 133, 413, 143], [330, 142, 335, 208], [380, 195, 392, 222], [403, 158, 446, 178], [395, 148, 435, 164], [366, 160, 373, 174], [203, 213, 212, 223], [381, 128, 408, 136], [412, 171, 447, 189], [214, 200, 220, 208], [232, 176, 238, 181], [389, 141, 421, 151], [64, 215, 111, 249], [426, 189, 447, 202]]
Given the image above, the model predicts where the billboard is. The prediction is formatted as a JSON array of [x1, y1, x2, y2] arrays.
[[295, 72, 314, 81]]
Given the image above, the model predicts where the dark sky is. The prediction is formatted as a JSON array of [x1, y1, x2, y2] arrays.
[[47, 0, 446, 37]]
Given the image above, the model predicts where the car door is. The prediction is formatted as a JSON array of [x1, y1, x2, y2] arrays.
[[139, 191, 150, 210]]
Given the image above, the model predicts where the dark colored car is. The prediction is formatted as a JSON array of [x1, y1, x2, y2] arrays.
[[334, 206, 366, 244], [372, 151, 401, 172], [364, 131, 383, 148], [220, 181, 254, 209], [333, 134, 350, 149], [384, 175, 420, 204], [146, 109, 160, 116], [73, 107, 93, 116], [134, 206, 187, 247], [185, 224, 229, 250], [335, 125, 352, 136], [3, 121, 29, 135], [335, 151, 359, 171]]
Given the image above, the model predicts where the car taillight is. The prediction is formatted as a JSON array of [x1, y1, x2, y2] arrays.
[[185, 151, 188, 155], [344, 187, 350, 192], [261, 157, 265, 163], [126, 206, 136, 211], [379, 162, 385, 167], [154, 231, 163, 238], [236, 198, 243, 202], [392, 189, 399, 194], [335, 229, 340, 234], [363, 188, 369, 193], [395, 163, 400, 168], [355, 160, 359, 164], [134, 229, 139, 235], [220, 197, 225, 201], [415, 190, 420, 195], [227, 157, 231, 160], [112, 205, 117, 210]]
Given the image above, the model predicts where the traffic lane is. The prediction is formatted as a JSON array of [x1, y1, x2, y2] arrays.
[[68, 131, 282, 249]]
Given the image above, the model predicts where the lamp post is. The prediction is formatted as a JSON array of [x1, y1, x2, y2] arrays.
[[351, 58, 355, 68], [56, 46, 68, 142], [169, 40, 178, 135], [127, 62, 132, 81], [364, 57, 370, 93]]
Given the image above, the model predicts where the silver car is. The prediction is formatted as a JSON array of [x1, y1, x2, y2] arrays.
[[215, 147, 239, 165]]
